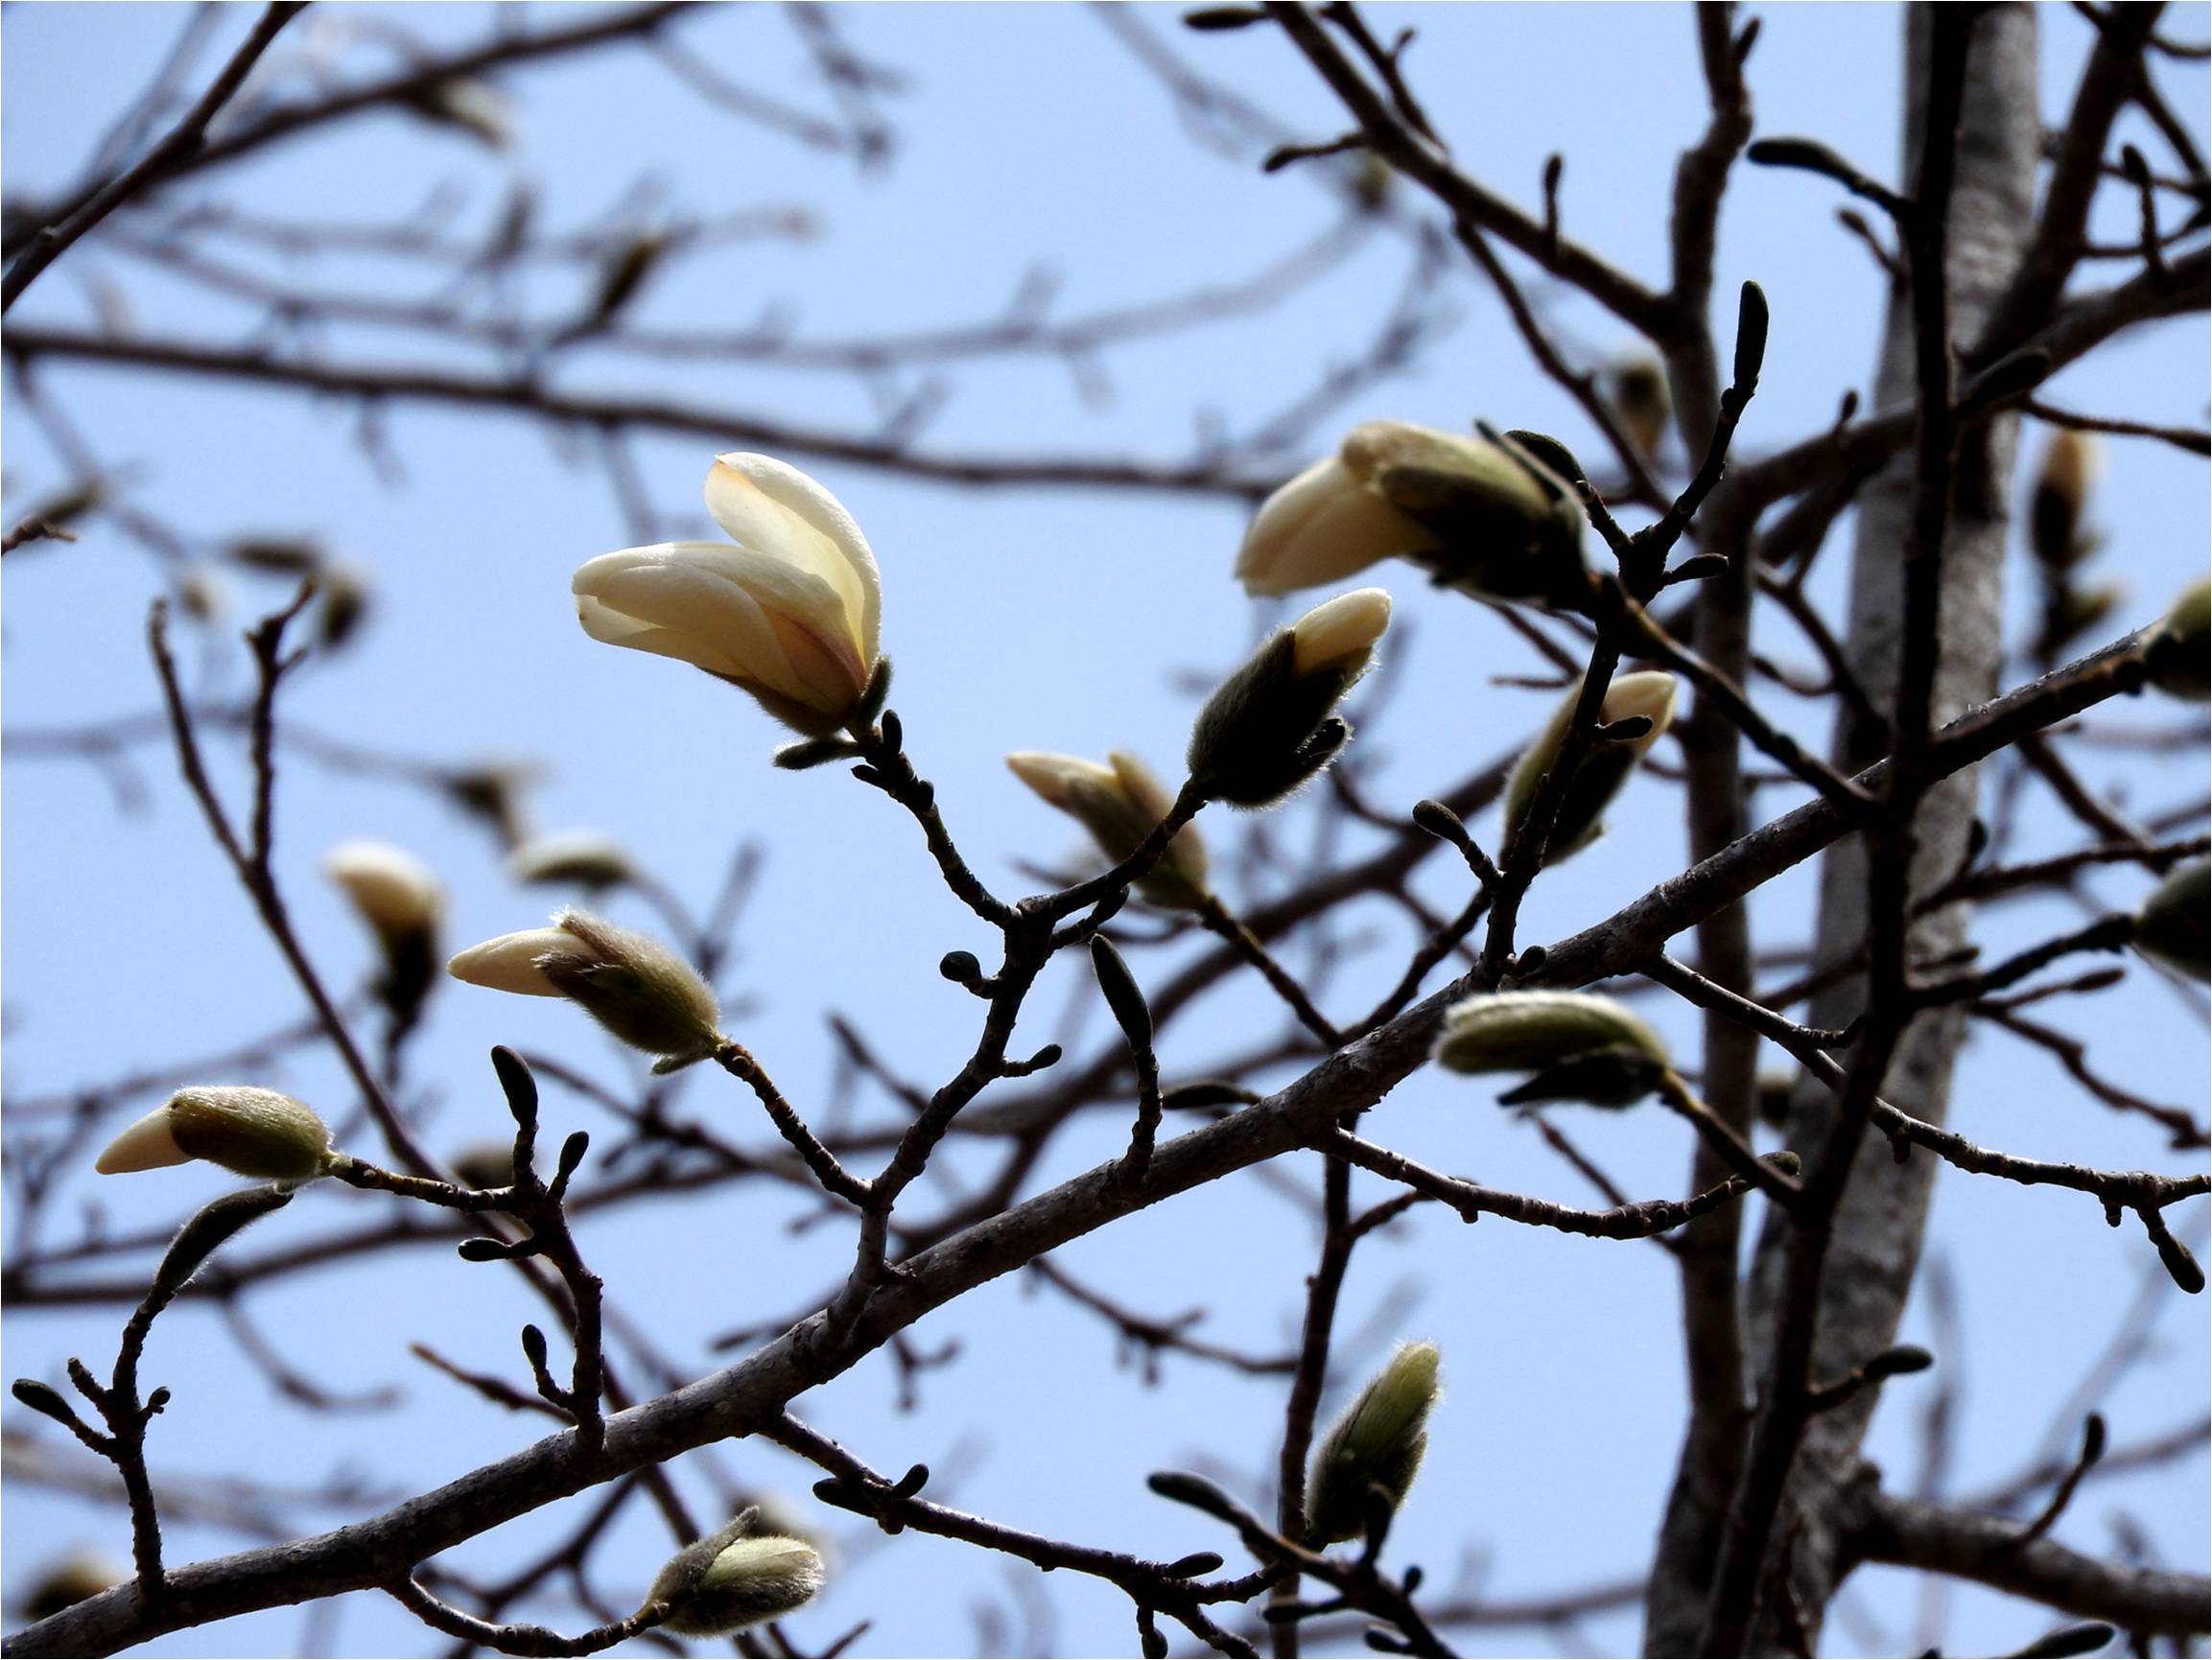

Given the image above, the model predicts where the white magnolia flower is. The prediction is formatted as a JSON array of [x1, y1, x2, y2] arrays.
[[574, 454, 882, 735], [324, 840, 443, 939]]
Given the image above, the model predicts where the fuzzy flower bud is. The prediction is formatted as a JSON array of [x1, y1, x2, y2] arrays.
[[575, 454, 883, 737], [1188, 590, 1390, 808], [647, 1516, 826, 1638], [448, 909, 724, 1069], [2133, 858, 2209, 983], [96, 1087, 336, 1181], [1006, 750, 1211, 909], [1237, 423, 1585, 607], [1432, 991, 1670, 1108], [507, 831, 636, 891], [2145, 574, 2210, 703], [1501, 670, 1677, 860], [1306, 1342, 1442, 1545]]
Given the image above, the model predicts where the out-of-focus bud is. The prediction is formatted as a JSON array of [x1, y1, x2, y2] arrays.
[[225, 535, 324, 574], [647, 1514, 826, 1637], [1006, 750, 1211, 910], [1188, 589, 1390, 808], [176, 566, 229, 622], [1756, 1071, 1797, 1129], [326, 841, 443, 943], [315, 560, 372, 650], [1501, 670, 1678, 859], [446, 760, 540, 851], [1432, 991, 1669, 1108], [1351, 152, 1395, 214], [1606, 356, 1671, 457], [22, 477, 107, 531], [400, 76, 511, 150], [2133, 858, 2209, 983], [575, 454, 883, 738], [583, 231, 668, 332], [448, 909, 724, 1069], [2036, 580, 2122, 662], [1306, 1342, 1442, 1545], [447, 1140, 517, 1192], [16, 1552, 125, 1623], [2145, 573, 2211, 702], [1236, 422, 1584, 607], [2030, 431, 2101, 573], [96, 1087, 336, 1181], [508, 831, 636, 891]]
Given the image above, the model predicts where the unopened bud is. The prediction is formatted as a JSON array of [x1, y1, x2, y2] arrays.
[[507, 831, 636, 891], [2037, 580, 2122, 661], [325, 841, 443, 943], [400, 77, 511, 150], [315, 560, 372, 650], [2030, 432, 2101, 573], [1188, 590, 1389, 808], [1306, 1342, 1442, 1545], [1606, 357, 1671, 456], [226, 534, 323, 574], [2133, 858, 2209, 983], [447, 1140, 517, 1191], [2145, 574, 2210, 702], [17, 1552, 125, 1623], [96, 1087, 336, 1181], [1235, 422, 1584, 607], [647, 1516, 826, 1637], [448, 910, 724, 1068], [1432, 991, 1669, 1105], [1502, 671, 1678, 859], [1006, 750, 1210, 909]]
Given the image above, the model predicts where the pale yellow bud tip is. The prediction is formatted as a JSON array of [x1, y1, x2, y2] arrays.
[[1290, 587, 1393, 675], [97, 1087, 335, 1181]]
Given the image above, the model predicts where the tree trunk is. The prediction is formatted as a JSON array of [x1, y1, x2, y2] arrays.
[[1643, 7, 2038, 1653]]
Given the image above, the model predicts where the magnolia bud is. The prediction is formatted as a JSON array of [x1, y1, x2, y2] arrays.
[[1005, 750, 1210, 909], [2037, 580, 2122, 661], [226, 535, 323, 573], [96, 1087, 336, 1181], [1432, 991, 1669, 1108], [315, 560, 372, 650], [325, 841, 443, 944], [2134, 858, 2209, 983], [17, 1552, 124, 1623], [1236, 422, 1585, 607], [1606, 357, 1672, 456], [1501, 671, 1678, 859], [447, 1140, 517, 1191], [507, 831, 636, 891], [2145, 574, 2210, 703], [648, 1517, 826, 1637], [400, 76, 511, 150], [1306, 1342, 1442, 1545], [2030, 432, 2101, 573], [1188, 590, 1389, 807], [448, 910, 724, 1068]]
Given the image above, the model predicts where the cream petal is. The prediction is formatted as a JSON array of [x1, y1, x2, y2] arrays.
[[1007, 751, 1118, 808], [325, 840, 443, 934], [583, 558, 802, 692], [448, 928, 575, 996], [707, 456, 881, 661], [1290, 588, 1393, 674], [95, 1106, 191, 1174], [1238, 457, 1431, 597]]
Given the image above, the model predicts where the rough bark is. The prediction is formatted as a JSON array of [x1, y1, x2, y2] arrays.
[[1731, 8, 2039, 1653]]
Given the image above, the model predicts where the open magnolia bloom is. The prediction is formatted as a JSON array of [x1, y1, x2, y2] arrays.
[[574, 454, 882, 736]]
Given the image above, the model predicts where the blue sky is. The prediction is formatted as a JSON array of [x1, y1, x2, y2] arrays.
[[4, 6, 2206, 1657]]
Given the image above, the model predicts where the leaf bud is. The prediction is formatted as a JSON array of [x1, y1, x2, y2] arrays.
[[96, 1087, 336, 1181], [1306, 1342, 1442, 1545]]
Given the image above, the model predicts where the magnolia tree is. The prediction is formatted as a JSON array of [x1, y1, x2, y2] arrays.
[[3, 5, 2208, 1658]]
